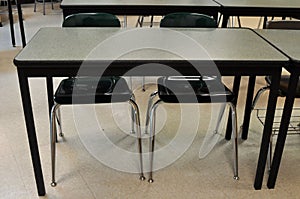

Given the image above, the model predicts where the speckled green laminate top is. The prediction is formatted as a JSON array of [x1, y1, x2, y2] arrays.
[[14, 27, 288, 69], [255, 29, 300, 65], [214, 0, 300, 8], [61, 0, 219, 7]]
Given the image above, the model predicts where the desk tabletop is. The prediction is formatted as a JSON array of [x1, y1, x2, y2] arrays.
[[14, 27, 287, 64], [61, 0, 219, 7], [254, 29, 300, 64], [14, 28, 288, 77], [214, 0, 300, 8]]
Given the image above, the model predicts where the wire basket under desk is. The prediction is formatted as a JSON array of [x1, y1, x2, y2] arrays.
[[255, 107, 300, 135]]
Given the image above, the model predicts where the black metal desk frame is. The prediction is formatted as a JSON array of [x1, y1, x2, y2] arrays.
[[251, 29, 300, 189], [3, 0, 26, 47], [14, 28, 286, 196]]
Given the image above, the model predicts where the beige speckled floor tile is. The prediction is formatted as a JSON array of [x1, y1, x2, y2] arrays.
[[0, 6, 300, 199]]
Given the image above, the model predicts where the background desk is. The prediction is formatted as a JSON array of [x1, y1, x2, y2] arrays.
[[3, 0, 26, 47], [214, 0, 300, 28], [14, 27, 288, 196], [213, 0, 300, 150], [60, 0, 220, 19], [254, 29, 300, 189]]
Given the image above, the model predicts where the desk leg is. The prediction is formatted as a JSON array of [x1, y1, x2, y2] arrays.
[[263, 16, 268, 29], [16, 0, 26, 47], [241, 75, 256, 140], [254, 70, 280, 190], [221, 14, 229, 28], [46, 77, 54, 115], [225, 75, 241, 140], [267, 71, 299, 188], [17, 69, 46, 196], [7, 0, 16, 47]]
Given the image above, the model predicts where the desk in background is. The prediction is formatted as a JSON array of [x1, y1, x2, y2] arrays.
[[253, 29, 300, 189], [214, 0, 300, 28], [1, 0, 26, 47], [60, 0, 220, 19]]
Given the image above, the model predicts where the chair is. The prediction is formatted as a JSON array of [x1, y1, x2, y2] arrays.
[[136, 15, 155, 28], [250, 20, 300, 171], [50, 13, 145, 187], [146, 12, 239, 183], [159, 12, 218, 28], [62, 13, 121, 27], [34, 0, 60, 15]]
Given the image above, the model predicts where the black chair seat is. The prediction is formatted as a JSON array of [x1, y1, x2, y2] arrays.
[[160, 12, 217, 28], [157, 76, 235, 103], [54, 76, 132, 104], [265, 75, 300, 97]]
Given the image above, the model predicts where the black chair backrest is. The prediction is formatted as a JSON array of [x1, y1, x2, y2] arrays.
[[160, 12, 217, 28], [266, 20, 300, 30], [62, 13, 121, 27]]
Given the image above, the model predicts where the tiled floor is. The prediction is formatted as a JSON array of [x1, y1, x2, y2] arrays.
[[0, 4, 300, 199]]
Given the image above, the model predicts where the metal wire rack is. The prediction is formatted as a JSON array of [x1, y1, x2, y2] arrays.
[[255, 107, 300, 135]]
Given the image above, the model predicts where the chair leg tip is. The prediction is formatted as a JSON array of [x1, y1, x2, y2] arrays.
[[140, 175, 146, 181], [51, 182, 57, 187], [148, 178, 154, 183], [233, 176, 239, 180]]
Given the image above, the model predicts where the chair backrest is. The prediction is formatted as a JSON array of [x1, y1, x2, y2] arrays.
[[62, 13, 121, 27], [160, 12, 217, 28], [266, 20, 300, 30]]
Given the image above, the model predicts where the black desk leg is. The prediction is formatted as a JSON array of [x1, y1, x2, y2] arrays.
[[254, 70, 280, 190], [46, 77, 54, 116], [16, 0, 26, 47], [17, 69, 46, 196], [225, 75, 241, 140], [7, 0, 16, 47], [263, 16, 268, 29], [221, 14, 230, 28], [242, 76, 256, 140], [267, 71, 299, 188]]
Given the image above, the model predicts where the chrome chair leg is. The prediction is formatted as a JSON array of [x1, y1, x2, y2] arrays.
[[251, 86, 270, 111], [136, 16, 142, 27], [257, 17, 263, 29], [128, 99, 145, 181], [239, 86, 269, 129], [130, 94, 136, 134], [213, 103, 227, 134], [123, 15, 127, 27], [50, 103, 61, 187], [56, 106, 63, 137], [34, 0, 54, 15], [145, 91, 158, 134], [140, 16, 144, 27], [267, 133, 273, 173], [142, 77, 146, 91], [148, 100, 162, 183], [229, 102, 239, 180]]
